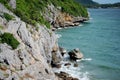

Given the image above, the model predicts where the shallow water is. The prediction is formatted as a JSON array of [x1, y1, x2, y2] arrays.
[[56, 8, 120, 80]]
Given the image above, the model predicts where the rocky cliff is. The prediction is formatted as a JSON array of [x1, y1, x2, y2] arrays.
[[44, 4, 88, 29], [0, 0, 88, 80], [0, 3, 62, 80]]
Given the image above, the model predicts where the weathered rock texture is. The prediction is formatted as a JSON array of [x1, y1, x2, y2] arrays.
[[0, 3, 62, 80]]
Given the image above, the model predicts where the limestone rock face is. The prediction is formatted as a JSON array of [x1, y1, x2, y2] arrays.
[[0, 4, 62, 80]]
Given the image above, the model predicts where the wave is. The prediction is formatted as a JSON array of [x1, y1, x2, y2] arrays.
[[79, 24, 83, 27], [80, 72, 90, 80], [82, 58, 92, 61], [53, 60, 90, 80], [76, 58, 92, 62], [56, 34, 62, 38], [90, 18, 93, 20]]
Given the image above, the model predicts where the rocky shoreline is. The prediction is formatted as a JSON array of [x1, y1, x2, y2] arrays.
[[52, 48, 84, 80], [52, 17, 88, 31]]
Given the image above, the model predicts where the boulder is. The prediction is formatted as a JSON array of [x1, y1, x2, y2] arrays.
[[59, 47, 67, 56], [68, 48, 83, 61], [66, 77, 73, 80], [55, 71, 69, 79], [55, 71, 79, 80], [72, 78, 79, 80], [74, 63, 78, 67], [51, 61, 61, 68], [64, 63, 71, 66]]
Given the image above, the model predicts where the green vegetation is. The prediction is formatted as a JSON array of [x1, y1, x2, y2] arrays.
[[76, 0, 99, 8], [14, 0, 88, 27], [76, 0, 120, 8], [0, 33, 20, 49], [14, 0, 51, 28], [100, 2, 120, 8], [0, 25, 3, 30], [0, 0, 13, 10], [0, 0, 88, 28], [4, 13, 14, 21], [49, 0, 88, 17]]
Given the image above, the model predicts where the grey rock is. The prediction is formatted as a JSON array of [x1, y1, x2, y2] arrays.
[[74, 63, 78, 67], [59, 47, 67, 56], [9, 0, 16, 9], [68, 48, 83, 61], [64, 63, 71, 66]]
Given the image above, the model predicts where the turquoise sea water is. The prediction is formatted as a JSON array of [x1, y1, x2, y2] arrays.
[[56, 9, 120, 80]]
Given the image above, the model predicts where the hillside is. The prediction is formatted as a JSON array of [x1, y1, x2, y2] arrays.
[[76, 0, 120, 8], [0, 0, 88, 29], [76, 0, 99, 8], [100, 2, 120, 8]]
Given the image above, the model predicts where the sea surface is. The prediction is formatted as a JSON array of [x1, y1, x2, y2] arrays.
[[56, 9, 120, 80]]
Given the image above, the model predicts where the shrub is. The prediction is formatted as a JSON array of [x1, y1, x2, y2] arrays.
[[0, 33, 20, 49], [4, 13, 14, 21], [0, 25, 3, 30], [50, 0, 88, 17]]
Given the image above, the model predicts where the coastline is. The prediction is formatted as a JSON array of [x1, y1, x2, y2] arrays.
[[52, 48, 84, 80], [52, 17, 88, 31], [51, 15, 89, 80], [56, 8, 120, 80]]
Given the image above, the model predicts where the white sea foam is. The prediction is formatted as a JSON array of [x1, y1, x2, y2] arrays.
[[90, 17, 93, 20], [53, 53, 91, 80], [79, 24, 83, 27], [81, 58, 92, 61], [76, 58, 92, 62], [80, 72, 90, 80], [56, 34, 62, 38], [58, 27, 62, 29], [53, 59, 90, 80]]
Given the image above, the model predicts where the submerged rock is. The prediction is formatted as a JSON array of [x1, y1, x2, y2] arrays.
[[55, 71, 79, 80], [74, 63, 78, 67], [64, 63, 71, 66], [68, 48, 83, 61]]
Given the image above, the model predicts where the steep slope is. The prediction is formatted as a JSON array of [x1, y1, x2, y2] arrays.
[[0, 0, 88, 29]]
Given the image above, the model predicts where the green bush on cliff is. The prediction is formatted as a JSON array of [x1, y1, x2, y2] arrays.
[[4, 13, 14, 21], [0, 33, 20, 49], [0, 25, 3, 30], [0, 0, 13, 10], [14, 0, 50, 28], [49, 0, 88, 17]]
